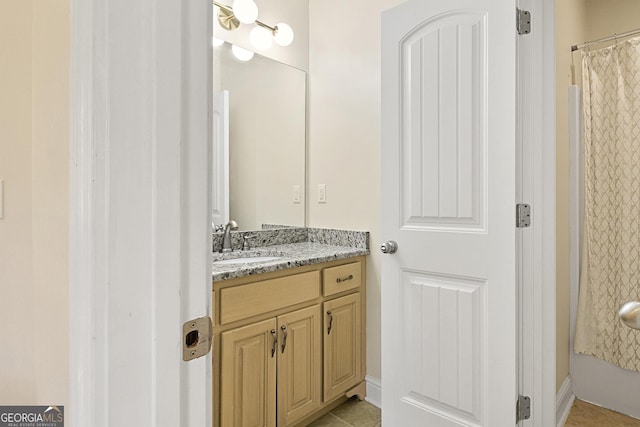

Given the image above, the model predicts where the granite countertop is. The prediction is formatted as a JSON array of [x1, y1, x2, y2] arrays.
[[212, 242, 369, 282]]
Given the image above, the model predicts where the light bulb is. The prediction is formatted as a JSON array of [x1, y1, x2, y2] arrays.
[[231, 44, 254, 61], [273, 23, 294, 46], [249, 26, 273, 51], [212, 37, 224, 47], [232, 0, 258, 24]]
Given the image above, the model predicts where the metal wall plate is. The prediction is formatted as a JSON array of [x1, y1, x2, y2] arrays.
[[183, 316, 213, 362]]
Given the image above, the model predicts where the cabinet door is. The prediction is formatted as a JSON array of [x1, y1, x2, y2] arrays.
[[277, 305, 322, 426], [221, 318, 277, 427], [323, 293, 362, 402]]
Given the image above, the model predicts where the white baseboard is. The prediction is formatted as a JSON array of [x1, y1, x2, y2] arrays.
[[556, 376, 575, 427], [365, 375, 382, 409]]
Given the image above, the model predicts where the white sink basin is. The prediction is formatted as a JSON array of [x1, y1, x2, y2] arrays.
[[214, 256, 282, 265]]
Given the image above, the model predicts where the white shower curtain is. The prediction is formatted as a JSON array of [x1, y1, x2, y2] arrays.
[[574, 37, 640, 372]]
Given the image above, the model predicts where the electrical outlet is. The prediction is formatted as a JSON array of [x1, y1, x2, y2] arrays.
[[318, 184, 326, 203]]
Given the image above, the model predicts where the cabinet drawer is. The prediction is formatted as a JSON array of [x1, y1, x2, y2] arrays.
[[323, 262, 361, 296], [220, 271, 320, 324]]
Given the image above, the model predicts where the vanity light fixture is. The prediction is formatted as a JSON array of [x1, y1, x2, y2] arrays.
[[231, 0, 258, 24], [249, 26, 272, 51], [213, 0, 294, 51]]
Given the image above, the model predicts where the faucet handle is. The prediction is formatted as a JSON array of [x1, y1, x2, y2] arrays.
[[242, 234, 256, 251], [212, 222, 224, 233]]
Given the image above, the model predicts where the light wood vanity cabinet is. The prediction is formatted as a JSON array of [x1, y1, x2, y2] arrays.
[[220, 306, 321, 427], [277, 305, 322, 426], [323, 293, 361, 402], [221, 318, 277, 427], [213, 256, 366, 427]]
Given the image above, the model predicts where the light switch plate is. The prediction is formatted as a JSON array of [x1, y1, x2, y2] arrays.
[[293, 185, 301, 203], [318, 184, 326, 203]]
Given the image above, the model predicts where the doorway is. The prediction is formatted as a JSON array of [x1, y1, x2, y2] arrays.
[[558, 0, 640, 421]]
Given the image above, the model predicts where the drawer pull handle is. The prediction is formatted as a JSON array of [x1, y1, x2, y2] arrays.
[[336, 274, 354, 283], [280, 325, 288, 353], [270, 329, 277, 358], [327, 311, 333, 335]]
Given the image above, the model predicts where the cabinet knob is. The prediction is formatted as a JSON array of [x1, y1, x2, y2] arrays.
[[327, 311, 333, 335]]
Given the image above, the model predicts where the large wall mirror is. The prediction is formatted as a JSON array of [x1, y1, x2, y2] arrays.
[[213, 43, 306, 232]]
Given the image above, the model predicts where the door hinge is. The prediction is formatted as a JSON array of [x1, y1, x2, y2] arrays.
[[517, 9, 531, 35], [182, 316, 213, 361], [517, 395, 531, 422], [516, 203, 531, 228]]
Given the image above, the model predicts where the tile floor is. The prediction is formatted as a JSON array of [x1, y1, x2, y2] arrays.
[[307, 396, 640, 426], [307, 398, 381, 427], [564, 399, 640, 427]]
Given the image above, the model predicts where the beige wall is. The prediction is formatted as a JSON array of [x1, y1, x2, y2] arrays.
[[585, 0, 640, 41], [32, 0, 70, 405], [0, 0, 36, 403], [308, 0, 405, 381], [0, 0, 69, 407]]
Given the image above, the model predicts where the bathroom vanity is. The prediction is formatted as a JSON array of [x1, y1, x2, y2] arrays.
[[211, 229, 368, 427]]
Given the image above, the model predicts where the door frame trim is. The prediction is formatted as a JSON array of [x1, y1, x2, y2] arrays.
[[517, 0, 556, 425], [69, 0, 108, 423], [69, 0, 213, 425]]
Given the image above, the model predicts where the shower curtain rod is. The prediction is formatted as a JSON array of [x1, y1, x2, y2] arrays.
[[571, 27, 640, 52]]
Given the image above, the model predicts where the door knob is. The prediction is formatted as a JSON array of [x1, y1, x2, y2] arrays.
[[619, 301, 640, 330], [380, 241, 398, 254]]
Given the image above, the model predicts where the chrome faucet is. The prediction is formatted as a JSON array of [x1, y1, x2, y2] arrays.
[[220, 220, 238, 253]]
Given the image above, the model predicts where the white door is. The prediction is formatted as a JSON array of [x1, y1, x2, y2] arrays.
[[212, 90, 230, 227], [381, 1, 517, 426]]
